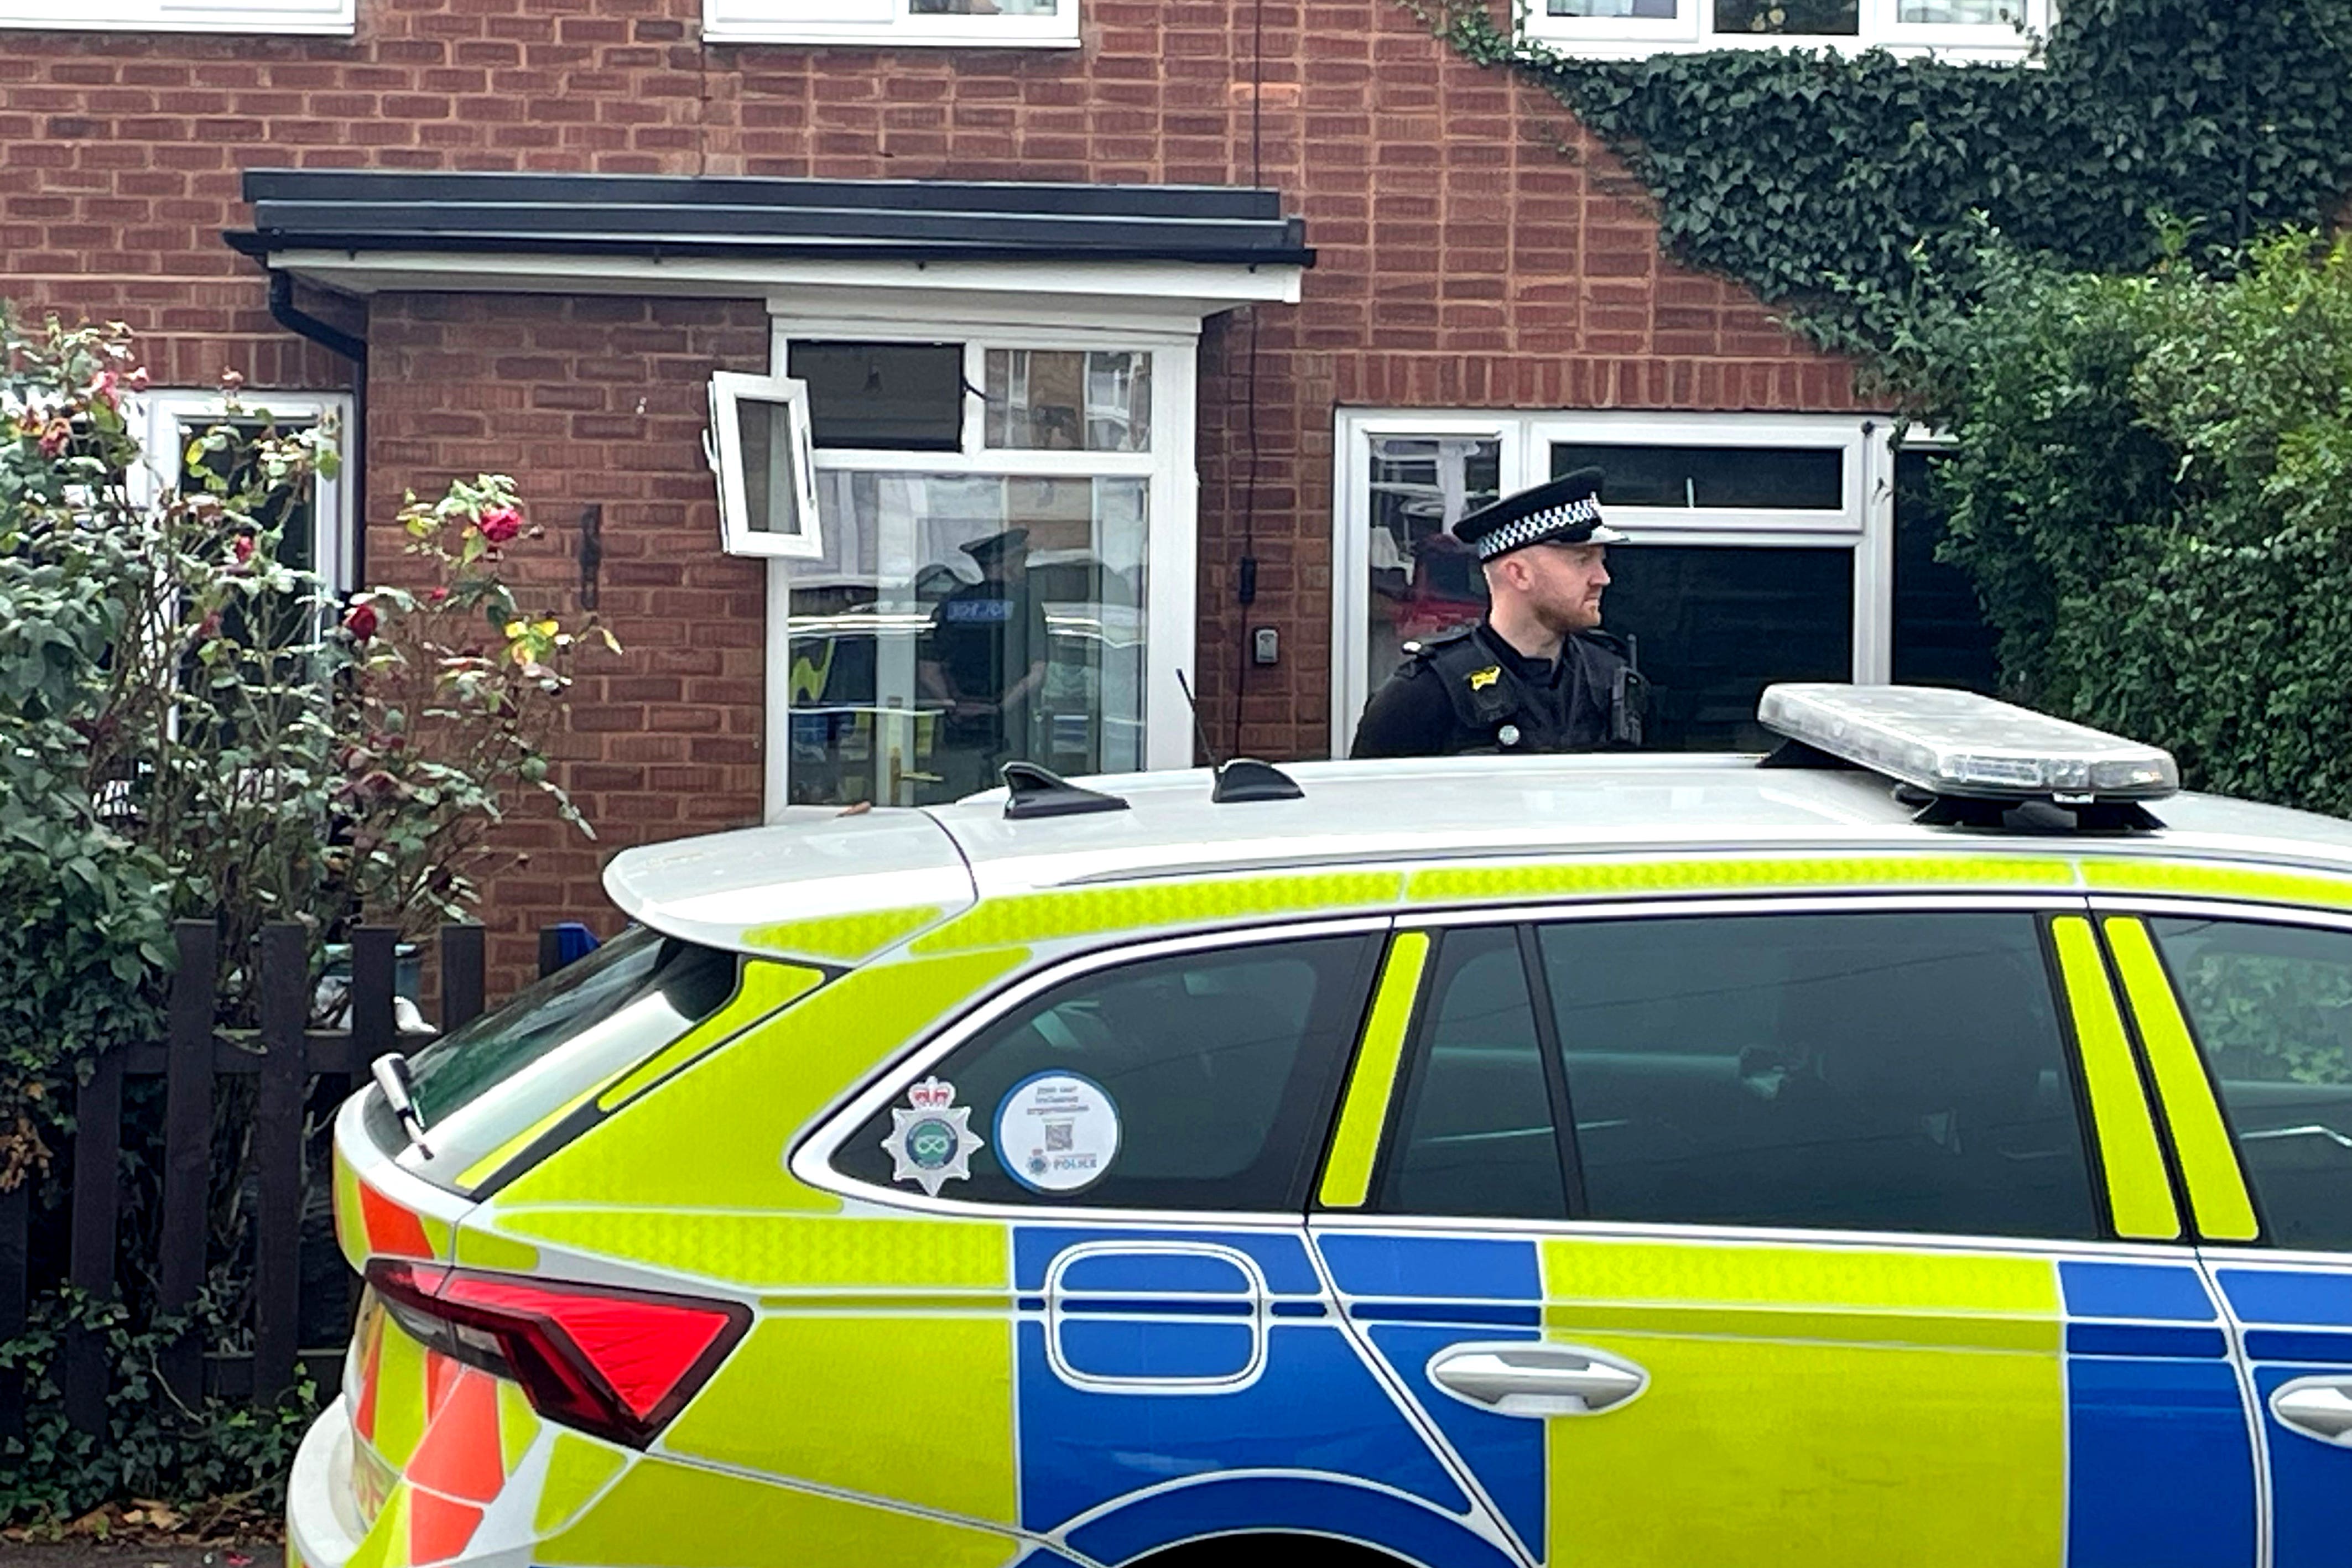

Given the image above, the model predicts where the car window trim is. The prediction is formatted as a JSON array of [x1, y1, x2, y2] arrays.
[[1364, 892, 2120, 1244], [789, 914, 1396, 1221], [1515, 923, 1589, 1216]]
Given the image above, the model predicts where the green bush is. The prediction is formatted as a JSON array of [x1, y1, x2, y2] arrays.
[[1901, 232, 2352, 818]]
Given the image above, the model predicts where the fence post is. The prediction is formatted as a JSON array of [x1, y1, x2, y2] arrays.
[[440, 923, 485, 1032], [252, 924, 306, 1404], [63, 1048, 124, 1436], [158, 919, 218, 1408], [351, 926, 398, 1067], [0, 1178, 25, 1446]]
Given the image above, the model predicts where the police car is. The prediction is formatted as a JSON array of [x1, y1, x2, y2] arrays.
[[296, 685, 2352, 1568]]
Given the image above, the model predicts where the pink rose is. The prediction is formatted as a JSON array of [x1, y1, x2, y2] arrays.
[[232, 534, 256, 564], [478, 507, 523, 544], [37, 419, 70, 458], [425, 585, 450, 606], [87, 370, 119, 409]]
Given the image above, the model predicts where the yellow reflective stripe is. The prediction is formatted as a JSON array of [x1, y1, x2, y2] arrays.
[[455, 961, 821, 1191], [2103, 917, 2261, 1242], [1319, 931, 1431, 1208], [2051, 915, 2181, 1241], [1408, 853, 2077, 907], [596, 961, 823, 1112], [2082, 858, 2352, 911]]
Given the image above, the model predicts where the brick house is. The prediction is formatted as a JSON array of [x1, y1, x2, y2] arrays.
[[3, 0, 2038, 981]]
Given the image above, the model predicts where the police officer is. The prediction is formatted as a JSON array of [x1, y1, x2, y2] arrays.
[[1349, 467, 1645, 758]]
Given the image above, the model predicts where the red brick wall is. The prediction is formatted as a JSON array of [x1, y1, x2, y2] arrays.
[[366, 292, 771, 986], [4, 0, 1856, 983]]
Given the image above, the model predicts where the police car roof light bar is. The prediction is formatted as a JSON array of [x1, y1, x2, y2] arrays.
[[1756, 684, 2178, 804]]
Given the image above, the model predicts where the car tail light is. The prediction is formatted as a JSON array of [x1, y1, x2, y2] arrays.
[[366, 1259, 750, 1449]]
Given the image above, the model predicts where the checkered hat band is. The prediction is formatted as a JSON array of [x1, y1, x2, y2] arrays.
[[1474, 496, 1604, 560]]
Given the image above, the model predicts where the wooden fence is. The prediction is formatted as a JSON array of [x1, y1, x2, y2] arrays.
[[0, 918, 574, 1442]]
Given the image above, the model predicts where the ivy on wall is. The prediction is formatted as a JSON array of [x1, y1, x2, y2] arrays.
[[1438, 0, 2352, 350]]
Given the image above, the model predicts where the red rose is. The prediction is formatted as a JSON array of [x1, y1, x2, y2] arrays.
[[425, 585, 450, 606], [344, 602, 379, 642], [231, 534, 256, 564], [478, 506, 523, 544]]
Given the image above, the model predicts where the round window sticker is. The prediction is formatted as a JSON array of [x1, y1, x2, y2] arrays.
[[996, 1071, 1120, 1195]]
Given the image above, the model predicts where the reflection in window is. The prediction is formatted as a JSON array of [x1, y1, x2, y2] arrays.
[[1378, 926, 1567, 1220], [2152, 918, 2352, 1251], [985, 350, 1151, 452], [786, 473, 1146, 806], [1901, 0, 2008, 18], [910, 0, 1056, 12], [1363, 434, 1500, 697], [834, 935, 1377, 1210], [733, 396, 807, 540], [1599, 545, 1852, 750], [787, 341, 964, 451], [1891, 447, 1999, 692], [1550, 442, 1843, 510], [1542, 912, 2098, 1239], [1712, 0, 1859, 31], [1549, 0, 1675, 12]]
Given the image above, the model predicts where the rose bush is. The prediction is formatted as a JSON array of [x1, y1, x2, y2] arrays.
[[0, 306, 619, 1523]]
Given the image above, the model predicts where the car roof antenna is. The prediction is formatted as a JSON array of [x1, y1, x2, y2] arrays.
[[1178, 669, 1304, 804]]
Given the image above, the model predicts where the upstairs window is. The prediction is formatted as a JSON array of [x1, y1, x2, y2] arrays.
[[1523, 0, 2048, 60], [0, 0, 351, 32], [703, 0, 1075, 48]]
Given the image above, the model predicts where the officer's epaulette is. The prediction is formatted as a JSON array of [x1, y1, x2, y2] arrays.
[[1579, 627, 1635, 662], [1398, 624, 1479, 659]]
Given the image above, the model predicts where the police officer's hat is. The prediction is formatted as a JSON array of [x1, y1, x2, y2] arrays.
[[960, 527, 1031, 565], [1452, 467, 1625, 562]]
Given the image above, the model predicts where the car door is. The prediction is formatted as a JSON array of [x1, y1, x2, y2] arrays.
[[1312, 897, 2261, 1568], [2105, 903, 2352, 1568]]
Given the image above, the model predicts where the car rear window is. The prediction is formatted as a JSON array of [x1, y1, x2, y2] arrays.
[[386, 926, 742, 1187], [2149, 915, 2352, 1251]]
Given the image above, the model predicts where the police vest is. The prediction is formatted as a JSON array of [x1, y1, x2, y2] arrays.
[[1406, 627, 1647, 754]]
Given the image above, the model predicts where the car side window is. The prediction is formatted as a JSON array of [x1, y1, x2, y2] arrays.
[[1375, 925, 1568, 1221], [834, 934, 1380, 1211], [1539, 910, 2102, 1240], [2148, 916, 2352, 1251]]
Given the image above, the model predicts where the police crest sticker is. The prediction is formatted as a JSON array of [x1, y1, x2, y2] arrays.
[[882, 1077, 984, 1197], [996, 1072, 1121, 1195]]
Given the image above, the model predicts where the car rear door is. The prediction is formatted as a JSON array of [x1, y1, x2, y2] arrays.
[[1312, 895, 2261, 1568], [2103, 900, 2352, 1568]]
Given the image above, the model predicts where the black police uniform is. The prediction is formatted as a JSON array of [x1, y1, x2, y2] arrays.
[[1351, 622, 1642, 758], [1348, 466, 1646, 759]]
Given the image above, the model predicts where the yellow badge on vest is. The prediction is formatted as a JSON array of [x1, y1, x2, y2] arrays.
[[1468, 665, 1502, 691]]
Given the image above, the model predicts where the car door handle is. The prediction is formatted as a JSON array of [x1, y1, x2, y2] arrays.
[[2271, 1376, 2352, 1445], [1426, 1342, 1648, 1417]]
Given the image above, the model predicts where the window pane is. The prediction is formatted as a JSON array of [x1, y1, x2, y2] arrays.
[[2150, 917, 2352, 1251], [734, 397, 805, 540], [1712, 0, 1860, 32], [1541, 913, 2098, 1239], [786, 341, 963, 451], [180, 415, 320, 574], [985, 350, 1151, 453], [1378, 926, 1567, 1220], [787, 473, 1146, 806], [835, 935, 1377, 1210], [1364, 434, 1500, 702], [1900, 0, 2010, 18], [1549, 0, 1677, 13], [1891, 448, 2000, 692], [1599, 545, 1852, 751], [1550, 442, 1843, 510], [911, 0, 1056, 12]]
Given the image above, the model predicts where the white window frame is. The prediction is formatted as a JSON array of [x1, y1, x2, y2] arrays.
[[1518, 0, 2049, 61], [0, 0, 351, 33], [707, 371, 825, 561], [763, 312, 1197, 817], [128, 389, 356, 593], [1329, 408, 1896, 754], [701, 0, 1076, 48]]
